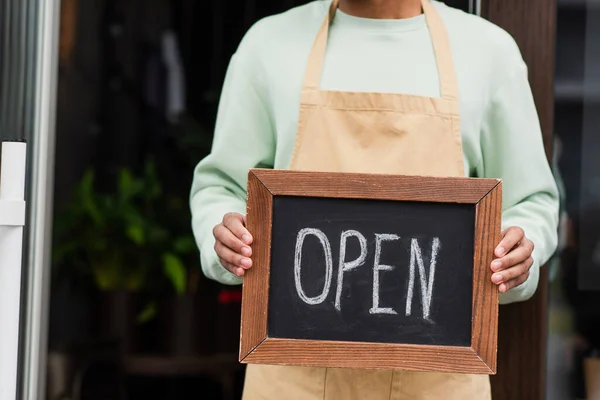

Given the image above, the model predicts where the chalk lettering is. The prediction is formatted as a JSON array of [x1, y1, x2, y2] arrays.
[[406, 237, 440, 320], [370, 234, 400, 315], [294, 228, 333, 305], [335, 230, 368, 311]]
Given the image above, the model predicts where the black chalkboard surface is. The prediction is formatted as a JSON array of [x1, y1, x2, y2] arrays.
[[240, 169, 501, 374], [268, 196, 474, 347]]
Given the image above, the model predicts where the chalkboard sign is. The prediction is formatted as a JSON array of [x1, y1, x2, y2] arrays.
[[240, 169, 501, 374]]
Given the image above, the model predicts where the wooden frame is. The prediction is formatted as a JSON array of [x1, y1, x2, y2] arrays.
[[240, 168, 502, 374]]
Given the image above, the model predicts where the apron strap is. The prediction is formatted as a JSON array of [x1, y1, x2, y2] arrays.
[[302, 0, 338, 91], [420, 0, 458, 102], [302, 0, 459, 102]]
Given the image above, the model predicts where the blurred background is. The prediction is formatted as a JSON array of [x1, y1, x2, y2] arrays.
[[1, 0, 600, 399]]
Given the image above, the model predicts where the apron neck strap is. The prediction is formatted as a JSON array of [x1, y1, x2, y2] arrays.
[[302, 0, 459, 102]]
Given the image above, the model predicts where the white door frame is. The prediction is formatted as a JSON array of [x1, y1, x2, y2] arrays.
[[0, 0, 60, 398], [20, 0, 60, 398], [0, 142, 28, 400]]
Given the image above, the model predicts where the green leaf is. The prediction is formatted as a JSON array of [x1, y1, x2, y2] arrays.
[[126, 223, 145, 245], [92, 261, 120, 291], [118, 168, 143, 201], [79, 170, 103, 226], [119, 168, 134, 191], [79, 169, 94, 197], [137, 302, 157, 324], [142, 159, 162, 201], [173, 236, 196, 254], [163, 253, 187, 295]]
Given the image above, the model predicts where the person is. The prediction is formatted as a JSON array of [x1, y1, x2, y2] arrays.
[[190, 0, 560, 398]]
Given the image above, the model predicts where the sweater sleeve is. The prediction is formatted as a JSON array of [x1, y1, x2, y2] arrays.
[[479, 62, 560, 304], [189, 34, 275, 285]]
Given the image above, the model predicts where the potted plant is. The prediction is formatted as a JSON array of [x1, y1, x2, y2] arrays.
[[53, 159, 167, 353], [52, 110, 237, 356]]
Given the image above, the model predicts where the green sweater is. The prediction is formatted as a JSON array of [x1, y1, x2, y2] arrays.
[[190, 0, 559, 304]]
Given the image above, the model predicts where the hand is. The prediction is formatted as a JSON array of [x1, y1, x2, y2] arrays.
[[213, 212, 253, 277], [490, 226, 534, 293]]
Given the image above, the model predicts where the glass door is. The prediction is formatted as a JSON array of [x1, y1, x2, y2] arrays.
[[1, 0, 479, 398]]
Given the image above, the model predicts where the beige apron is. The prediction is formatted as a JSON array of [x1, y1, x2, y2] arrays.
[[242, 0, 491, 398]]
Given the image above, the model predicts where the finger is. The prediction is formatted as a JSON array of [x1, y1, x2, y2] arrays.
[[213, 224, 252, 258], [223, 213, 253, 245], [215, 241, 253, 270], [499, 270, 531, 293], [220, 259, 246, 277], [495, 227, 525, 258], [490, 240, 534, 272], [491, 257, 533, 285]]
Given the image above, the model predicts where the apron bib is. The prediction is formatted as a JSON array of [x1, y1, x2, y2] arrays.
[[243, 0, 491, 398]]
